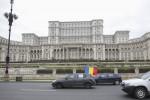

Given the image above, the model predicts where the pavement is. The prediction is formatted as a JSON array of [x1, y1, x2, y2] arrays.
[[0, 82, 150, 100], [0, 79, 54, 82]]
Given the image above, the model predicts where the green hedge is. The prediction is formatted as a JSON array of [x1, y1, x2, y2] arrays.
[[37, 68, 150, 74], [118, 69, 134, 73], [139, 69, 150, 73], [76, 69, 84, 73], [56, 69, 72, 74], [97, 69, 113, 73], [37, 69, 52, 74]]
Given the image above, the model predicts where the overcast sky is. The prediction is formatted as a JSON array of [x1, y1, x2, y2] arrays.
[[0, 0, 150, 41]]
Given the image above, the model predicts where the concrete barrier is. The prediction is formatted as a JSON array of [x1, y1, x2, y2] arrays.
[[0, 67, 148, 80]]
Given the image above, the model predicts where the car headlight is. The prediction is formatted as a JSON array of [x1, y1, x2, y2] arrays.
[[121, 82, 130, 86], [120, 82, 125, 86], [125, 83, 130, 86], [52, 80, 56, 83]]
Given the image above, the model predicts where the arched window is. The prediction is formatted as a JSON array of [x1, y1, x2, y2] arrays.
[[137, 47, 139, 58], [140, 46, 144, 59], [133, 47, 136, 59]]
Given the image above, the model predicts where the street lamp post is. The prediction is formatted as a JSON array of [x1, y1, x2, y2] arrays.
[[4, 0, 18, 80]]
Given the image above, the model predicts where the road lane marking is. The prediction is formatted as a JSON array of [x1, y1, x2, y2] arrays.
[[21, 89, 56, 92], [38, 85, 51, 87]]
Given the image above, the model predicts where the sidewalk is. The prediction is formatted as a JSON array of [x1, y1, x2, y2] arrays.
[[0, 79, 55, 83]]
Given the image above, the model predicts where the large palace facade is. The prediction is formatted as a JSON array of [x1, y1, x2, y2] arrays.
[[0, 19, 150, 62]]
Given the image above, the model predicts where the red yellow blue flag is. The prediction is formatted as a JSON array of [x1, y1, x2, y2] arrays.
[[84, 66, 97, 75]]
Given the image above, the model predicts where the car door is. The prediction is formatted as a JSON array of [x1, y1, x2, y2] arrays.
[[63, 74, 75, 87], [147, 77, 150, 92], [74, 74, 85, 86], [97, 73, 108, 84], [107, 73, 115, 83]]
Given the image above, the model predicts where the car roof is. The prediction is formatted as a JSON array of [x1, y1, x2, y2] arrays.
[[100, 73, 119, 75], [101, 73, 115, 74]]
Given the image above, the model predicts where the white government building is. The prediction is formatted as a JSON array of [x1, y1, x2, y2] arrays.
[[0, 19, 150, 62]]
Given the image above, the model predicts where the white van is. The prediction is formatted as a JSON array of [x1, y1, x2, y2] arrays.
[[120, 71, 150, 99]]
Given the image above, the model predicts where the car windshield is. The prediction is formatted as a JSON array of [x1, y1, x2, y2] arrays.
[[140, 71, 150, 80]]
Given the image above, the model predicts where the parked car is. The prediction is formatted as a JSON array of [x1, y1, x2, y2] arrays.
[[120, 71, 150, 99], [94, 73, 122, 85], [52, 73, 96, 89]]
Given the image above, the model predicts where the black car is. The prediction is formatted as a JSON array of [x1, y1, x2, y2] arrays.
[[52, 73, 96, 89], [94, 73, 122, 85]]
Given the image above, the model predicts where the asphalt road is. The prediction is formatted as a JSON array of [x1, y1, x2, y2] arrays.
[[0, 82, 150, 100]]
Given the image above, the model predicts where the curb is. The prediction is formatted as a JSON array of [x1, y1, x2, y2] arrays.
[[0, 80, 55, 83]]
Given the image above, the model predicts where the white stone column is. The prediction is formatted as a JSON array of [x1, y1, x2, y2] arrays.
[[56, 49, 58, 60], [52, 50, 54, 59], [114, 68, 118, 74], [78, 47, 79, 59], [103, 45, 105, 60], [108, 49, 109, 60], [42, 46, 45, 60], [27, 51, 30, 62], [73, 68, 76, 74], [93, 45, 97, 60], [81, 47, 83, 59], [63, 48, 65, 59], [49, 49, 52, 60], [119, 49, 121, 60], [85, 49, 87, 59], [131, 48, 133, 60], [67, 47, 69, 59], [114, 49, 116, 60], [58, 49, 60, 59], [36, 53, 38, 60], [135, 67, 139, 75], [89, 49, 90, 59], [48, 49, 50, 60], [60, 49, 62, 59], [16, 51, 19, 61], [136, 49, 137, 60], [148, 47, 150, 60]]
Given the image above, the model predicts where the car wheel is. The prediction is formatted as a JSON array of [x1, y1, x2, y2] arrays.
[[114, 80, 120, 85], [84, 83, 91, 89], [95, 81, 98, 85], [134, 87, 147, 99], [56, 83, 63, 89]]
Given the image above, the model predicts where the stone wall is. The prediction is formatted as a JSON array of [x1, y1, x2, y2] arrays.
[[0, 68, 146, 80]]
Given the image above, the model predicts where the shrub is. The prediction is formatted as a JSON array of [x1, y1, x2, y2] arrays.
[[56, 69, 72, 74], [139, 69, 150, 73], [97, 69, 113, 73], [37, 69, 52, 74], [118, 69, 134, 73], [76, 69, 84, 73]]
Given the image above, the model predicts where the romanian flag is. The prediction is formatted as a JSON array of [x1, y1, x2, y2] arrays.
[[85, 66, 97, 75]]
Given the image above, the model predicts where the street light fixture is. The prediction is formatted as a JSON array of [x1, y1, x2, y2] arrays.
[[4, 0, 18, 77]]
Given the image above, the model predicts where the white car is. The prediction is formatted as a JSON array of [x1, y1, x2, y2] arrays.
[[120, 71, 150, 99]]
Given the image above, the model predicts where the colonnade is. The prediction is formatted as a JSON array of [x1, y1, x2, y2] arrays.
[[0, 44, 149, 62], [53, 47, 94, 60], [105, 49, 119, 60]]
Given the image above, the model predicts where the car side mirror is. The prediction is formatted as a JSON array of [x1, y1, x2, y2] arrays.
[[65, 77, 68, 80], [99, 76, 101, 79]]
